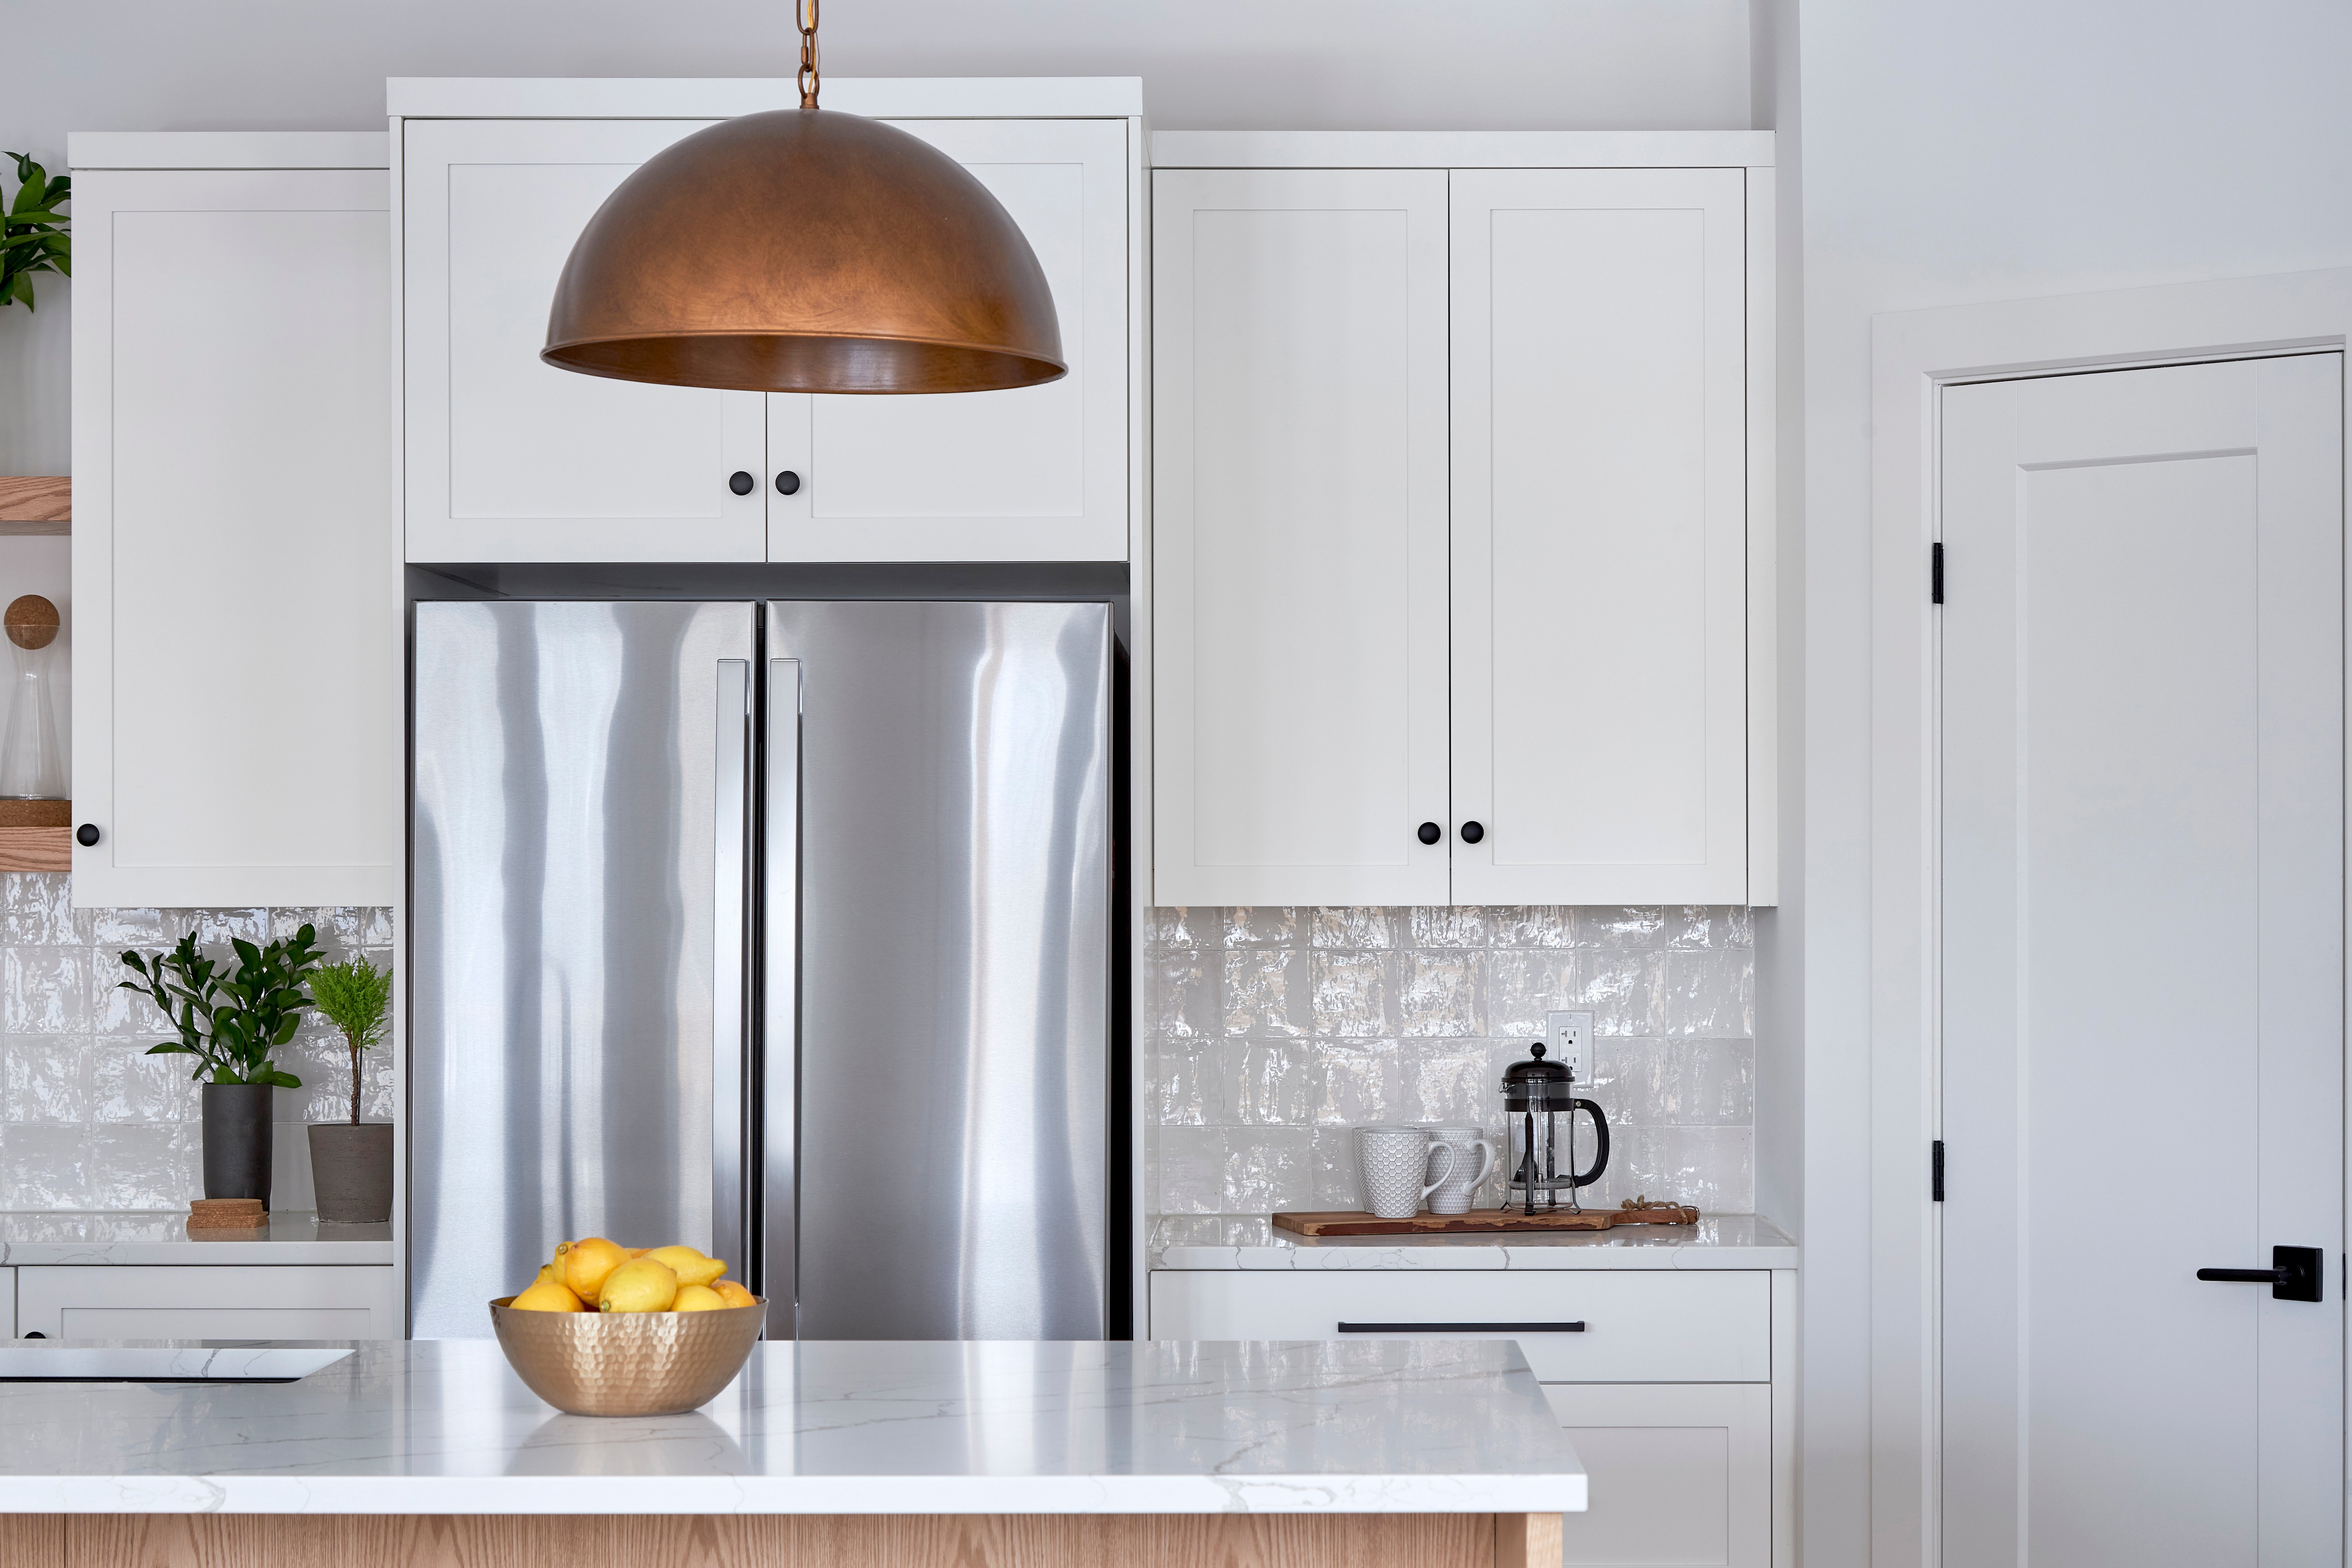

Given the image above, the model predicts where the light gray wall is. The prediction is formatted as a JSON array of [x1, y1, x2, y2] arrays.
[[1, 0, 1753, 475], [1792, 2, 2352, 1565]]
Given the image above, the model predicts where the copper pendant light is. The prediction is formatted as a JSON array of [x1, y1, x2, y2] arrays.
[[541, 1, 1064, 395]]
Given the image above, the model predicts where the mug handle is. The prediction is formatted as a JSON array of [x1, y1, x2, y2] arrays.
[[1418, 1142, 1457, 1201], [1463, 1138, 1496, 1192]]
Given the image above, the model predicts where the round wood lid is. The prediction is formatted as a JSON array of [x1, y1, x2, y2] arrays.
[[4, 595, 57, 651]]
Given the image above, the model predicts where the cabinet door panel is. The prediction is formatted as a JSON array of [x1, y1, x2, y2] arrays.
[[1540, 1384, 1772, 1567], [16, 1265, 401, 1339], [1152, 168, 1450, 906], [1451, 169, 1749, 903], [769, 119, 1128, 562], [71, 169, 399, 907], [403, 119, 767, 563]]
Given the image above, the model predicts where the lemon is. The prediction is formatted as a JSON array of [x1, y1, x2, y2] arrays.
[[644, 1245, 727, 1288], [557, 1237, 629, 1303], [711, 1280, 758, 1310], [672, 1284, 726, 1313], [510, 1278, 585, 1312], [598, 1256, 678, 1313]]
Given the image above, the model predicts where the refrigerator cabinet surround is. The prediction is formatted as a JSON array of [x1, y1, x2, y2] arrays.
[[410, 598, 1113, 1343]]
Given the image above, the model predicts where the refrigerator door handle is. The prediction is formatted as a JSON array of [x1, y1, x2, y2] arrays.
[[762, 659, 803, 1340], [712, 659, 752, 1278]]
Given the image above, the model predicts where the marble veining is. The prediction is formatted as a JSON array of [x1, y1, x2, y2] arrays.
[[0, 1208, 392, 1265], [1151, 1212, 1797, 1271], [0, 1338, 1585, 1515]]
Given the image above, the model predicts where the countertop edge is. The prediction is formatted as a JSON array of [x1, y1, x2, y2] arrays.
[[1152, 1245, 1799, 1271]]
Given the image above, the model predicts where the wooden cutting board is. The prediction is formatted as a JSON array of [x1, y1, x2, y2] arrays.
[[1271, 1204, 1700, 1237]]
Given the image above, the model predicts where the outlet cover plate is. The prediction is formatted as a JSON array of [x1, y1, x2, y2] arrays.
[[1544, 1011, 1592, 1081]]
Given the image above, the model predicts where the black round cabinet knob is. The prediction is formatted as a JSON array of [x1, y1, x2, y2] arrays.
[[1460, 821, 1485, 844], [728, 471, 756, 496], [22, 1331, 43, 1339], [75, 824, 100, 847], [775, 471, 802, 496], [1416, 821, 1442, 845]]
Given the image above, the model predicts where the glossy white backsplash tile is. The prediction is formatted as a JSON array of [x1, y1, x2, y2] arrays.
[[0, 875, 393, 1211], [1145, 905, 1755, 1223]]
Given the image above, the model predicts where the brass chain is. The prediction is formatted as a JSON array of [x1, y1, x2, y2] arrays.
[[797, 0, 821, 109]]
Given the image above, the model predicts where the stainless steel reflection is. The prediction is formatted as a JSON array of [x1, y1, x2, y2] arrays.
[[710, 660, 752, 1286], [761, 658, 802, 1343], [770, 601, 1111, 1341], [410, 601, 756, 1338]]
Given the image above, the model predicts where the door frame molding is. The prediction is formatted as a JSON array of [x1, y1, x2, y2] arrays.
[[1868, 266, 2352, 1567]]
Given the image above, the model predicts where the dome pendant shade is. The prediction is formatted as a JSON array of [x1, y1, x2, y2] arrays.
[[542, 109, 1065, 395]]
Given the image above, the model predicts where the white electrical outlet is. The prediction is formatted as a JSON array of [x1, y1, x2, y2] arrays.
[[1544, 1011, 1593, 1082]]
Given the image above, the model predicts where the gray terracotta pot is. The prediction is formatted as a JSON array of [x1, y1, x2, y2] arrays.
[[200, 1083, 275, 1209], [308, 1122, 394, 1224]]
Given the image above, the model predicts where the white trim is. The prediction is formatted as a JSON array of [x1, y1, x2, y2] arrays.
[[1150, 129, 1773, 170], [387, 76, 1144, 120], [1869, 264, 2352, 1568], [1125, 107, 1153, 1339], [1745, 165, 1779, 906], [68, 132, 388, 170]]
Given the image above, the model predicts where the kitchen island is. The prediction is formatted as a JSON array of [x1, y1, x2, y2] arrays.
[[0, 1337, 1581, 1568]]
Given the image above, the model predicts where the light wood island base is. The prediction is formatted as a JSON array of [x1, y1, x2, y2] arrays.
[[3, 1512, 1565, 1568]]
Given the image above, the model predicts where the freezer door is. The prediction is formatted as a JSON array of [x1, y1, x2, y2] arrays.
[[411, 600, 756, 1337], [771, 601, 1112, 1341]]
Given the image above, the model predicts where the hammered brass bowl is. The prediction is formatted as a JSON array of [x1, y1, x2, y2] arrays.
[[490, 1296, 765, 1416]]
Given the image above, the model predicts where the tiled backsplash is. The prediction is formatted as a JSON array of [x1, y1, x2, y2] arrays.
[[1146, 905, 1754, 1244], [0, 875, 393, 1211]]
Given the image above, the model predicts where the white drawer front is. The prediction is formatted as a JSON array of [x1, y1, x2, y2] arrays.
[[16, 1265, 400, 1340], [1149, 1269, 1769, 1383]]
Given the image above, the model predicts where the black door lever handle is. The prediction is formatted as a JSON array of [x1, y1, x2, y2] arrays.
[[2197, 1245, 2323, 1301]]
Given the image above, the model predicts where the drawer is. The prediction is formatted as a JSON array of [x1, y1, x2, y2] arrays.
[[16, 1265, 400, 1340], [1148, 1269, 1769, 1383]]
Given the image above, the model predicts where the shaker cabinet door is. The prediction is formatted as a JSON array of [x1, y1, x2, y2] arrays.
[[767, 118, 1129, 563], [1449, 168, 1751, 904], [1150, 168, 1452, 907], [71, 167, 400, 907], [401, 118, 769, 564]]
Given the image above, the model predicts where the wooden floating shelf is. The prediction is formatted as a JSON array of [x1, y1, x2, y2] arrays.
[[0, 477, 70, 535], [0, 800, 73, 872]]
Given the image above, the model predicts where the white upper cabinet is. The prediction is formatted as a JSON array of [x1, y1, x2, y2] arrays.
[[1450, 168, 1751, 905], [403, 115, 1129, 564], [1150, 144, 1774, 907], [72, 156, 400, 907], [1151, 169, 1452, 907]]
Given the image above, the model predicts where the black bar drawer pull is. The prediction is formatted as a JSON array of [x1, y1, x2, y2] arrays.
[[1336, 1320, 1584, 1333]]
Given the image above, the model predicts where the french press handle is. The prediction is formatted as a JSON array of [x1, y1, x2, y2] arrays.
[[1565, 1097, 1610, 1188]]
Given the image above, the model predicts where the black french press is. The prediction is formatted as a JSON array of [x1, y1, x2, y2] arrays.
[[1500, 1041, 1610, 1213]]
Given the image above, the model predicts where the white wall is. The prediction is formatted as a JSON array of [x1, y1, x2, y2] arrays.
[[1793, 2, 2352, 1565], [0, 0, 1753, 476]]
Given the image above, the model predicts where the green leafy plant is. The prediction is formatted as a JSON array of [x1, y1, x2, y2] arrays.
[[120, 925, 323, 1088], [309, 955, 390, 1124], [1, 153, 68, 312]]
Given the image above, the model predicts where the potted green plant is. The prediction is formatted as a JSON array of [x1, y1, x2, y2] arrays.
[[0, 152, 69, 312], [307, 955, 393, 1224], [120, 924, 323, 1211]]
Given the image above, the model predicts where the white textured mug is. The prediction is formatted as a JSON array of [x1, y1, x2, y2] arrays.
[[1355, 1125, 1456, 1219], [1419, 1125, 1497, 1215]]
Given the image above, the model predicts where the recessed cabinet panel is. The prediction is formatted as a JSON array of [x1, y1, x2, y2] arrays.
[[768, 119, 1129, 562], [1151, 169, 1451, 906], [1451, 168, 1749, 904], [403, 119, 768, 563], [72, 168, 400, 907], [1540, 1383, 1772, 1567]]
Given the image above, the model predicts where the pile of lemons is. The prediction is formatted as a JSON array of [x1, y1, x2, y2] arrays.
[[508, 1237, 758, 1314]]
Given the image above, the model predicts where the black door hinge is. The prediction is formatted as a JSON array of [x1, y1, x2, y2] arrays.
[[1931, 542, 1944, 605], [1932, 1140, 1944, 1201]]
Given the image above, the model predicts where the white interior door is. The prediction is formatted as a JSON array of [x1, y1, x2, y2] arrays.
[[1449, 168, 1749, 904], [1940, 353, 2345, 1566], [766, 118, 1128, 563], [402, 118, 768, 563], [71, 168, 400, 907], [1150, 167, 1450, 907]]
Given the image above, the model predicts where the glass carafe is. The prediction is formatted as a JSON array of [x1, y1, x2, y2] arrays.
[[0, 595, 64, 799]]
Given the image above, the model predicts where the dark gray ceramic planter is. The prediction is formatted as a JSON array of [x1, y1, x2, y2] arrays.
[[200, 1083, 274, 1209], [308, 1122, 394, 1224]]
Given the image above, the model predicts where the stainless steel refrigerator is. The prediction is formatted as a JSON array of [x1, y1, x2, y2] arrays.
[[408, 599, 1112, 1341]]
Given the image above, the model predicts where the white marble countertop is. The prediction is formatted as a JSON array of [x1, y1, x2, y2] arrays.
[[0, 1338, 1585, 1515], [0, 1211, 394, 1266], [1152, 1213, 1797, 1271]]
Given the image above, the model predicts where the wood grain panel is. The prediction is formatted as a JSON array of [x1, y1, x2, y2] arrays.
[[0, 825, 71, 871], [51, 1513, 1511, 1568], [0, 476, 70, 531]]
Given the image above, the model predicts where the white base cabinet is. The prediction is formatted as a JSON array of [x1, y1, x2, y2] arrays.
[[15, 1265, 400, 1340], [1540, 1383, 1771, 1568], [0, 1269, 12, 1337]]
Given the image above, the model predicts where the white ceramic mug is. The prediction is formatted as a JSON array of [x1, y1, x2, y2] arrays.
[[1355, 1125, 1456, 1219], [1419, 1125, 1498, 1215]]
